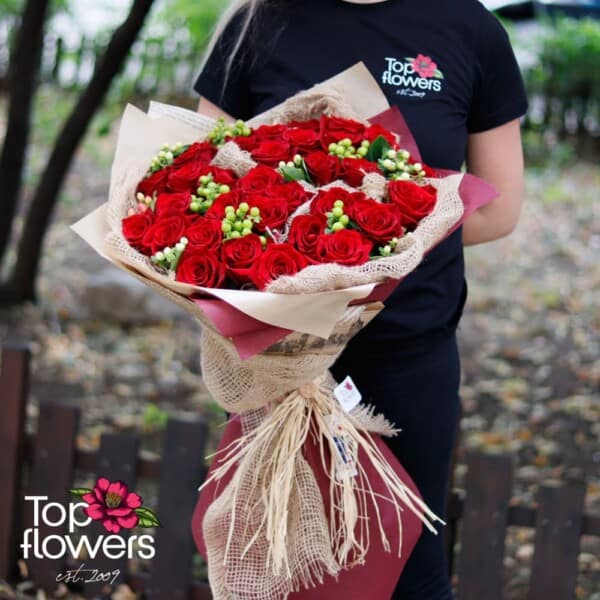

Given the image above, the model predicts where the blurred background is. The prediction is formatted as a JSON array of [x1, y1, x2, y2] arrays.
[[0, 0, 598, 598]]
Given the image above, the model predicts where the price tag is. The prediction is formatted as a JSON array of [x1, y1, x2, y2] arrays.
[[334, 376, 362, 413], [324, 414, 358, 480]]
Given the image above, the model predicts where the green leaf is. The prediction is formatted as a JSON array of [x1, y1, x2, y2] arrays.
[[434, 70, 444, 79], [404, 56, 415, 62], [135, 506, 161, 528], [366, 135, 391, 162], [68, 488, 93, 497], [279, 165, 308, 183]]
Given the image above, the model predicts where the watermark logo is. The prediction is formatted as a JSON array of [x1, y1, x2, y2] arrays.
[[21, 478, 159, 563], [381, 55, 444, 97]]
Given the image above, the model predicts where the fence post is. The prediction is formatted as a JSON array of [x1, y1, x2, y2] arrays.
[[527, 481, 586, 600], [148, 416, 208, 600], [456, 451, 513, 600], [0, 345, 31, 582], [24, 403, 80, 592]]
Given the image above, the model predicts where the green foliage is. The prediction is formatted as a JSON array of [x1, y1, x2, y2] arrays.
[[153, 0, 223, 48], [142, 402, 169, 431], [525, 17, 600, 99]]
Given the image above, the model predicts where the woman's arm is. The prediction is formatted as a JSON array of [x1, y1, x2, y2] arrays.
[[196, 95, 234, 120], [463, 118, 525, 246]]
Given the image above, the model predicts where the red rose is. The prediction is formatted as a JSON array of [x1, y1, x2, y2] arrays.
[[310, 187, 353, 217], [185, 217, 223, 251], [137, 168, 169, 198], [287, 119, 320, 131], [232, 134, 260, 153], [205, 190, 242, 219], [122, 210, 155, 255], [175, 250, 225, 288], [363, 123, 397, 146], [315, 229, 373, 266], [304, 151, 340, 186], [253, 124, 288, 141], [352, 198, 404, 244], [288, 213, 327, 257], [283, 127, 321, 152], [203, 165, 237, 187], [319, 115, 365, 148], [238, 165, 284, 194], [251, 140, 293, 166], [155, 191, 191, 217], [387, 181, 437, 230], [248, 195, 289, 232], [340, 157, 380, 187], [249, 244, 308, 290], [221, 234, 264, 284], [269, 182, 312, 212], [167, 162, 205, 192], [141, 215, 187, 254], [173, 141, 216, 166]]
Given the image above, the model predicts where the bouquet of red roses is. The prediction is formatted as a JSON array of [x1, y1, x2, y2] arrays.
[[73, 63, 496, 600]]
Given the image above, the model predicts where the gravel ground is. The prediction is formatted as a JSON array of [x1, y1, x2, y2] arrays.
[[0, 141, 598, 598]]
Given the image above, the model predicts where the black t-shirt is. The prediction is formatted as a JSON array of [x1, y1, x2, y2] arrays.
[[194, 0, 528, 353]]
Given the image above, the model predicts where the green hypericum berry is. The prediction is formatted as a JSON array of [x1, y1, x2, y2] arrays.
[[340, 214, 350, 226], [242, 228, 252, 236], [333, 200, 344, 209], [259, 236, 267, 246], [190, 201, 200, 212], [242, 219, 252, 229], [250, 207, 260, 218], [238, 202, 249, 213], [230, 231, 241, 239], [332, 206, 343, 218], [226, 213, 236, 222], [361, 140, 370, 147], [328, 142, 337, 152], [331, 222, 344, 232], [357, 147, 368, 157], [222, 222, 232, 233]]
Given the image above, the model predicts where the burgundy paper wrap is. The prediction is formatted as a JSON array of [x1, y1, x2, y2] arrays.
[[192, 415, 424, 599]]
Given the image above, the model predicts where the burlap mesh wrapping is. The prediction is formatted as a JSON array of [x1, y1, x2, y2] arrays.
[[99, 90, 459, 600]]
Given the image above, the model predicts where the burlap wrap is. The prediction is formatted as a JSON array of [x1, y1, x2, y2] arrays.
[[100, 90, 462, 600]]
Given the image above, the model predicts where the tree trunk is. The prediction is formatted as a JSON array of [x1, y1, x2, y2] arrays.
[[2, 0, 156, 304], [0, 0, 51, 265]]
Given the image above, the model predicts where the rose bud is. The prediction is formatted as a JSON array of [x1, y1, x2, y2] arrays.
[[388, 180, 437, 230], [122, 210, 155, 255], [175, 250, 225, 288], [304, 151, 340, 186], [288, 213, 327, 258], [319, 115, 366, 148], [141, 215, 187, 255], [315, 229, 373, 266], [185, 217, 223, 252], [249, 244, 308, 290]]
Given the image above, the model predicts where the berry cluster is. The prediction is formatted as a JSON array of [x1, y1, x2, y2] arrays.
[[221, 203, 266, 244], [379, 149, 427, 180], [148, 142, 187, 174], [207, 117, 252, 147], [378, 237, 400, 257], [190, 174, 231, 214], [326, 200, 350, 232], [151, 236, 189, 270], [327, 138, 370, 159]]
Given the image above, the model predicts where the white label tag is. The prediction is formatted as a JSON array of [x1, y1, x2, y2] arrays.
[[324, 414, 358, 480], [334, 376, 362, 413]]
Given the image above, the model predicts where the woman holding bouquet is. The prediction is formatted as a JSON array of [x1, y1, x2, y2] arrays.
[[193, 0, 527, 598]]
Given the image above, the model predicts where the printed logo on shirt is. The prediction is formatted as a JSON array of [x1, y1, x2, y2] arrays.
[[381, 55, 444, 98]]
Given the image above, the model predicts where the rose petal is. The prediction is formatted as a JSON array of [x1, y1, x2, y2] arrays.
[[117, 513, 139, 530], [125, 492, 143, 509], [103, 518, 121, 534], [84, 503, 106, 521], [82, 493, 96, 505], [106, 480, 128, 499], [106, 507, 134, 517]]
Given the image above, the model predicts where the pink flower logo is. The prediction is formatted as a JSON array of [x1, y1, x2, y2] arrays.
[[69, 477, 160, 533], [409, 54, 443, 79]]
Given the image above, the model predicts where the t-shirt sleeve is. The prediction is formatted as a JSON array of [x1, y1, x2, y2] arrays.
[[193, 10, 252, 119], [467, 10, 529, 134]]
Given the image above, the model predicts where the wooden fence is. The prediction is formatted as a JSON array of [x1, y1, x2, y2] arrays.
[[1, 344, 599, 599]]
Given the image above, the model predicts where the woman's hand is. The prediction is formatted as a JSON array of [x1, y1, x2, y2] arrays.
[[463, 118, 525, 246]]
